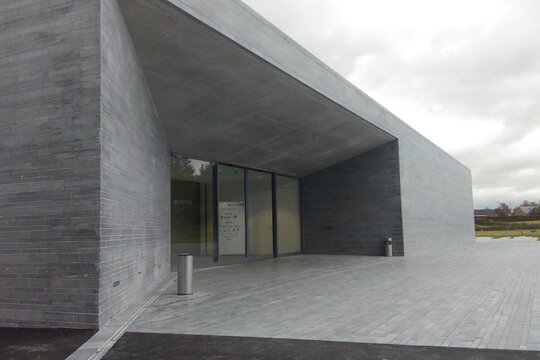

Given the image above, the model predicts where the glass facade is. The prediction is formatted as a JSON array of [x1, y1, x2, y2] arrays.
[[247, 170, 273, 259], [218, 164, 246, 262], [170, 154, 301, 268], [170, 158, 215, 266], [276, 176, 302, 254]]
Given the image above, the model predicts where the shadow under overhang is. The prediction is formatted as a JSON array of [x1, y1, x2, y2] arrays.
[[118, 0, 395, 177]]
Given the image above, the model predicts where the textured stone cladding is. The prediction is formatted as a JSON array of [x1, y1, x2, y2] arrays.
[[99, 0, 170, 327], [0, 0, 170, 328], [301, 141, 404, 256], [398, 128, 475, 255], [0, 1, 101, 327]]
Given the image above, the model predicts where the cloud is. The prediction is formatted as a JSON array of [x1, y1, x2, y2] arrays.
[[244, 0, 540, 208]]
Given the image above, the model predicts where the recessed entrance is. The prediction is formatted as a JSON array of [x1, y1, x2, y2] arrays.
[[170, 154, 301, 268]]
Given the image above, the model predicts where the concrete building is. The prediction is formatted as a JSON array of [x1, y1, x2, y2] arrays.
[[0, 0, 474, 329]]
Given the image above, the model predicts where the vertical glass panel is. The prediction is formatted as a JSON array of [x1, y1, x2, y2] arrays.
[[171, 157, 215, 267], [276, 176, 301, 254], [247, 170, 273, 258], [218, 164, 246, 262]]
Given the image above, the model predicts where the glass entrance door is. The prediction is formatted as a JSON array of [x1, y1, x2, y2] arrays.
[[171, 157, 215, 267], [171, 154, 301, 268], [276, 176, 301, 254], [247, 170, 273, 259], [218, 164, 246, 263]]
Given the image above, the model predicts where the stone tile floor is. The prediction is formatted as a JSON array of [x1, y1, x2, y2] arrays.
[[128, 238, 540, 350]]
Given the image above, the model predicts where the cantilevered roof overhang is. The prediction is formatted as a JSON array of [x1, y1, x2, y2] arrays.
[[118, 0, 396, 177]]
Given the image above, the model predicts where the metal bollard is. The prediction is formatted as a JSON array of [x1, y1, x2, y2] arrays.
[[177, 254, 193, 295], [385, 238, 392, 257]]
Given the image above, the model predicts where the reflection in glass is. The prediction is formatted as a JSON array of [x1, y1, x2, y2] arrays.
[[276, 176, 301, 254], [247, 170, 273, 258], [171, 157, 214, 267], [218, 164, 246, 262]]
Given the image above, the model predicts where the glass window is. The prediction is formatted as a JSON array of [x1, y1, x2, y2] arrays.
[[171, 157, 215, 267], [218, 164, 246, 262], [247, 170, 273, 258], [171, 154, 301, 266], [276, 176, 301, 254]]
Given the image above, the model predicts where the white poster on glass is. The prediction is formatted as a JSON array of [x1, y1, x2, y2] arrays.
[[218, 202, 245, 255]]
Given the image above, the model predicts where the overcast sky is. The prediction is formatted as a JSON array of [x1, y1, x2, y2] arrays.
[[243, 0, 540, 209]]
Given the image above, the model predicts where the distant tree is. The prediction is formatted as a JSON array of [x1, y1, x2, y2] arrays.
[[521, 200, 538, 206], [531, 207, 540, 216], [196, 161, 213, 181], [495, 202, 511, 217], [171, 158, 196, 180]]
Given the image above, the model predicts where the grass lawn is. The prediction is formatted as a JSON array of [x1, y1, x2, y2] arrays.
[[476, 229, 540, 240]]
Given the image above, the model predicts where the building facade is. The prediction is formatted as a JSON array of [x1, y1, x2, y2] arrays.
[[0, 0, 475, 328]]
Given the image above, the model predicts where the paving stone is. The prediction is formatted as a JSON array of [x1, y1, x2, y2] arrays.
[[127, 238, 540, 350]]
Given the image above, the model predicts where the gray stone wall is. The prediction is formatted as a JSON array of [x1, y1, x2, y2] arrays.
[[0, 0, 170, 329], [302, 141, 404, 256], [0, 0, 101, 328], [398, 130, 475, 255], [99, 0, 170, 326]]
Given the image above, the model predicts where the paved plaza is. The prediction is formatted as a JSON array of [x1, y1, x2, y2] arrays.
[[126, 238, 540, 351]]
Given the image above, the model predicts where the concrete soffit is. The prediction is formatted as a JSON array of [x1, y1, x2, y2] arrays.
[[117, 0, 396, 177]]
